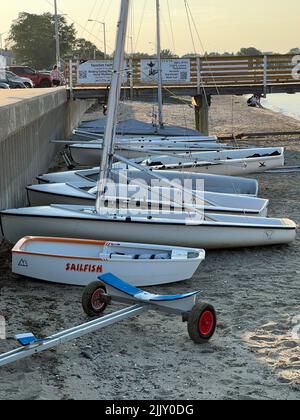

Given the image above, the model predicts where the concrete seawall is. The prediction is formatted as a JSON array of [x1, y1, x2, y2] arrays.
[[0, 88, 94, 212]]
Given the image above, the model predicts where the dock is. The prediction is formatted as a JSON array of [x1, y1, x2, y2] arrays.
[[66, 54, 300, 134]]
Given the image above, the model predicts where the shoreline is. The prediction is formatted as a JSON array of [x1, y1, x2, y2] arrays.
[[262, 93, 300, 123], [0, 97, 300, 400]]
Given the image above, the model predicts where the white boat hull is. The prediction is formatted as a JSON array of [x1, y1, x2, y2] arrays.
[[12, 237, 204, 287], [36, 169, 259, 196], [1, 206, 296, 249], [26, 184, 269, 216], [69, 143, 229, 167], [73, 131, 218, 143], [143, 148, 285, 176], [160, 156, 284, 176]]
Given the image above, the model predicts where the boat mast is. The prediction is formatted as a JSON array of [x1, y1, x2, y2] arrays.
[[96, 0, 130, 213], [156, 0, 164, 129]]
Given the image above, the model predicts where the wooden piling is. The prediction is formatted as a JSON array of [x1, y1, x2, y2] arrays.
[[193, 94, 211, 135]]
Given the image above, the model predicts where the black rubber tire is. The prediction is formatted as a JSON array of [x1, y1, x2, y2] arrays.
[[82, 281, 108, 317], [39, 79, 52, 88], [24, 83, 32, 88], [187, 302, 217, 344]]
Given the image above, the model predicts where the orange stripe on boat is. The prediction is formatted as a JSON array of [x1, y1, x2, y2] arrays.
[[12, 251, 107, 262], [12, 237, 112, 261], [13, 236, 110, 251]]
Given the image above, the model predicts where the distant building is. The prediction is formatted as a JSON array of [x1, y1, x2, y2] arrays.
[[0, 55, 5, 67], [0, 50, 15, 66]]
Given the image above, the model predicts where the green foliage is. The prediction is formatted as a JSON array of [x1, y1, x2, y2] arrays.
[[181, 53, 200, 58], [238, 47, 263, 56], [73, 38, 104, 60], [126, 50, 178, 59], [160, 49, 178, 58], [289, 48, 300, 55], [129, 52, 155, 59], [8, 12, 76, 69]]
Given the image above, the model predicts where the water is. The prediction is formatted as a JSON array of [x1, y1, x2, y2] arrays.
[[261, 93, 300, 122]]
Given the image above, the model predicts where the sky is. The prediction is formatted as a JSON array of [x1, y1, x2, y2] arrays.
[[0, 0, 299, 56]]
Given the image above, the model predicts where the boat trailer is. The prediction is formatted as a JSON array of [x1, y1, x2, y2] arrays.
[[0, 274, 216, 367]]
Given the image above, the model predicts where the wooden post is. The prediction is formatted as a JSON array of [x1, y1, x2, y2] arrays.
[[69, 60, 73, 89], [69, 60, 74, 100], [129, 57, 134, 100], [192, 94, 211, 135], [263, 55, 268, 97], [196, 56, 201, 95]]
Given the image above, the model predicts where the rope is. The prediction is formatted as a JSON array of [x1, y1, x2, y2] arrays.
[[184, 0, 221, 97], [134, 0, 148, 53], [167, 0, 176, 53], [79, 0, 98, 39]]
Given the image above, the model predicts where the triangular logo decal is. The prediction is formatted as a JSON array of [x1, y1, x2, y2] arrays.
[[18, 259, 28, 268]]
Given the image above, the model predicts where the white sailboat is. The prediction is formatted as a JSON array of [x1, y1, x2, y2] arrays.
[[0, 205, 296, 249], [26, 181, 269, 216], [0, 0, 296, 249], [12, 237, 205, 287], [72, 128, 219, 143], [68, 2, 225, 167], [36, 167, 259, 196], [68, 139, 231, 167]]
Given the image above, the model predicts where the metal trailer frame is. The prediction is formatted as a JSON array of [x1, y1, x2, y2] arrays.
[[0, 273, 217, 368]]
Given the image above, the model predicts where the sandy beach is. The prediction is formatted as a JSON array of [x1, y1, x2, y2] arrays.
[[0, 95, 300, 400]]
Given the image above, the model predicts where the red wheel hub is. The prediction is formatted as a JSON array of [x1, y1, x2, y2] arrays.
[[91, 289, 106, 311], [198, 310, 215, 337]]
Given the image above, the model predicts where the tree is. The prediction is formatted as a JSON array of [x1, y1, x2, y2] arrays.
[[160, 49, 178, 58], [8, 12, 76, 69], [73, 38, 104, 60], [238, 47, 263, 56], [222, 52, 235, 56], [125, 49, 178, 59], [289, 48, 300, 55], [182, 53, 201, 58], [207, 52, 220, 56], [125, 52, 155, 59]]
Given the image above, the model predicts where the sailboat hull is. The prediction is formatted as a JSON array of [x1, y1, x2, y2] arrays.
[[26, 184, 269, 216], [12, 237, 205, 287], [36, 169, 259, 196], [143, 148, 285, 176], [1, 207, 296, 249], [157, 155, 284, 176], [69, 143, 228, 167]]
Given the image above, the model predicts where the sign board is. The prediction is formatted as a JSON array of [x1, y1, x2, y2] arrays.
[[77, 60, 129, 85], [140, 59, 191, 84]]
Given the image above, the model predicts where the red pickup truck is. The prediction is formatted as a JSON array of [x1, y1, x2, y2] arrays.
[[8, 66, 52, 88]]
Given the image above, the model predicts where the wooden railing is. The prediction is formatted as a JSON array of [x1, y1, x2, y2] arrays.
[[65, 54, 299, 90]]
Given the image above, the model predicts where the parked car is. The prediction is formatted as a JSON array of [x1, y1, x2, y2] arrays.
[[0, 70, 26, 88], [8, 66, 52, 88], [0, 82, 9, 89], [3, 70, 34, 88]]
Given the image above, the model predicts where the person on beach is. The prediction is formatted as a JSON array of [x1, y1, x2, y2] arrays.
[[247, 94, 263, 108], [50, 65, 64, 87]]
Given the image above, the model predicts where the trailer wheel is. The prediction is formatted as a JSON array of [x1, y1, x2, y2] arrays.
[[82, 282, 108, 317], [187, 303, 216, 344]]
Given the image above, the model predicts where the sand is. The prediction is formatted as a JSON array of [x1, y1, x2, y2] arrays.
[[0, 95, 299, 400]]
